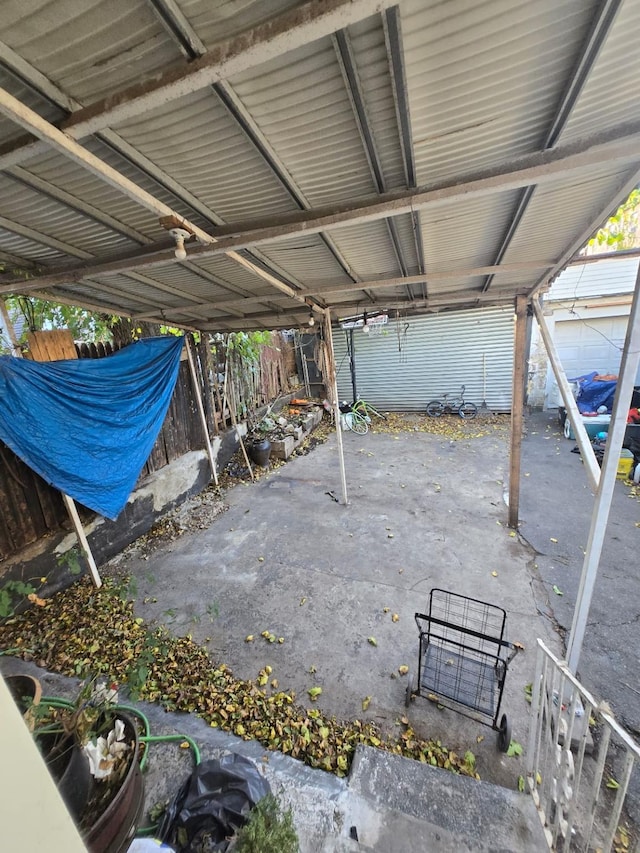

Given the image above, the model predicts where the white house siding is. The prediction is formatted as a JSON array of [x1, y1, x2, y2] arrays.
[[529, 255, 640, 409], [333, 306, 515, 412]]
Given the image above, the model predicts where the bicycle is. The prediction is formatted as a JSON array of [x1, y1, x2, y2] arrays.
[[340, 401, 370, 434], [352, 397, 387, 421], [426, 385, 477, 419]]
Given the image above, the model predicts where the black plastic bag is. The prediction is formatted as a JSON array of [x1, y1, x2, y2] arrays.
[[158, 753, 271, 852]]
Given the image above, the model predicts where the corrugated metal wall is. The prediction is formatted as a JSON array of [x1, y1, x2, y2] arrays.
[[333, 307, 515, 412]]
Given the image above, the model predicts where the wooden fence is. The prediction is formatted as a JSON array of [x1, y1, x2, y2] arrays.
[[0, 332, 298, 561]]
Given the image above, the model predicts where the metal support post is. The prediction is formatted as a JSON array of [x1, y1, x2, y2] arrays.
[[567, 261, 640, 673], [323, 308, 348, 505], [508, 295, 528, 528], [533, 298, 601, 492]]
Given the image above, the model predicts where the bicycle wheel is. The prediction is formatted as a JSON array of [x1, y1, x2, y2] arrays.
[[458, 402, 477, 419], [349, 412, 369, 434], [426, 401, 444, 417]]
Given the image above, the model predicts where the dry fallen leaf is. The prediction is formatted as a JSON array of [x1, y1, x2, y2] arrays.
[[392, 613, 399, 623], [362, 695, 371, 711], [491, 571, 498, 577], [398, 665, 409, 675]]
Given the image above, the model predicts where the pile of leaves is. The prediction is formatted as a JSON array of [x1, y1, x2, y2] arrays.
[[0, 577, 478, 780], [368, 412, 510, 440]]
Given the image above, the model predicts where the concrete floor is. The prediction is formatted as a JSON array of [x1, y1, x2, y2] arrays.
[[109, 416, 561, 791], [5, 410, 639, 849]]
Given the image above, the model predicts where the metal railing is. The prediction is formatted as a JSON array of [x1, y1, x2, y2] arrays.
[[527, 640, 640, 851]]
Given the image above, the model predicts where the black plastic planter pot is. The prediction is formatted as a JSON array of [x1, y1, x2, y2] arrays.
[[41, 733, 91, 823], [248, 438, 272, 467]]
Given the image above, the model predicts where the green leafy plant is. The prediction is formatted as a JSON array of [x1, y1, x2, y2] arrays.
[[234, 794, 298, 853], [56, 546, 83, 576], [0, 574, 49, 619], [0, 580, 36, 618]]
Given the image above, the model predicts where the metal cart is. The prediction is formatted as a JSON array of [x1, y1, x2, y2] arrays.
[[405, 588, 519, 751]]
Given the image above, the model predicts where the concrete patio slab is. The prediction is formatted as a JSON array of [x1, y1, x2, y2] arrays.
[[108, 419, 561, 791]]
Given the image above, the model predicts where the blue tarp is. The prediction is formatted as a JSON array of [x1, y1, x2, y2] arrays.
[[0, 335, 184, 519], [570, 371, 618, 414]]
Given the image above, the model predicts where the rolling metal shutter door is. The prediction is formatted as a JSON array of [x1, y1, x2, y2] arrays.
[[333, 307, 515, 412]]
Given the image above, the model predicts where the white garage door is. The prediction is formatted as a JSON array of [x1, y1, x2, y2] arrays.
[[546, 315, 640, 407], [555, 317, 628, 380]]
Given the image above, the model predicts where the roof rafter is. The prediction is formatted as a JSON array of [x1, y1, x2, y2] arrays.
[[3, 117, 637, 295], [333, 27, 413, 298], [382, 5, 426, 297]]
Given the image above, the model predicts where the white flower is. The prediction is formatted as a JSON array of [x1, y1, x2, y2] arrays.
[[83, 718, 130, 779]]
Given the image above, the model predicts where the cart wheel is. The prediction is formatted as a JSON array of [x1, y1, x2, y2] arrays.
[[405, 674, 415, 708], [497, 714, 512, 752]]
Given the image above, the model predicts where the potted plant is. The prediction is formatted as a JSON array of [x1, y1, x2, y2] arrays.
[[248, 416, 275, 467], [31, 678, 145, 853]]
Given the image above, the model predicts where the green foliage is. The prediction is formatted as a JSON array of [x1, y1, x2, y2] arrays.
[[226, 330, 273, 364], [4, 295, 117, 344], [126, 629, 169, 699], [0, 580, 36, 618], [56, 547, 82, 576], [234, 794, 299, 853], [587, 188, 640, 252]]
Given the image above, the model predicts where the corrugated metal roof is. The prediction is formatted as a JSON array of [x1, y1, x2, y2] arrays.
[[403, 0, 600, 183], [559, 0, 640, 144], [0, 0, 637, 335], [2, 0, 180, 103]]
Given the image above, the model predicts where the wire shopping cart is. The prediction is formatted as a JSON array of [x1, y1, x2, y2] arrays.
[[405, 588, 519, 751]]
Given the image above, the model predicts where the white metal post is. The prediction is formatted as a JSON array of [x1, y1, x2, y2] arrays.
[[533, 298, 601, 493], [323, 308, 348, 505], [567, 263, 640, 673], [185, 335, 218, 486]]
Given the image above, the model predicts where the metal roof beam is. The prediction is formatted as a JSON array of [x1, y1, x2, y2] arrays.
[[545, 0, 623, 150], [383, 5, 425, 296], [333, 27, 412, 292], [0, 37, 347, 307], [212, 79, 362, 284], [480, 0, 623, 297], [146, 0, 207, 59], [162, 260, 549, 315], [0, 83, 308, 307], [0, 248, 37, 270], [3, 120, 640, 295]]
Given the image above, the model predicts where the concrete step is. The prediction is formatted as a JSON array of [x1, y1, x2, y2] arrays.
[[327, 746, 548, 853]]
